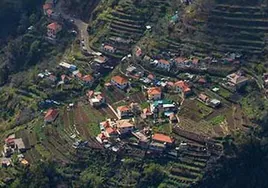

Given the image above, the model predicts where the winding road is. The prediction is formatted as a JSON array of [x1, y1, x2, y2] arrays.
[[55, 0, 94, 54]]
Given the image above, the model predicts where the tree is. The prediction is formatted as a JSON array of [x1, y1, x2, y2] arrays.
[[139, 163, 166, 187]]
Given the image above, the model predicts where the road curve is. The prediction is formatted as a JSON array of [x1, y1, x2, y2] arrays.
[[55, 0, 94, 53]]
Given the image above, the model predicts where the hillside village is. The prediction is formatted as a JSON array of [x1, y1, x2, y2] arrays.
[[0, 0, 268, 187]]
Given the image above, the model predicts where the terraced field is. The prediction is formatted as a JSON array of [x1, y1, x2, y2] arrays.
[[186, 3, 268, 58], [93, 3, 146, 57], [155, 2, 268, 59], [160, 126, 223, 187]]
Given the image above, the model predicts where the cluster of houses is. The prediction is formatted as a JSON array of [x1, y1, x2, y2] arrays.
[[96, 118, 175, 153], [141, 50, 242, 73], [91, 71, 182, 153], [38, 61, 95, 87], [119, 65, 193, 97], [1, 135, 28, 168]]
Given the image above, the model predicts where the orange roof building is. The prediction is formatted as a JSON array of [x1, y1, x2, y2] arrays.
[[117, 106, 130, 112], [105, 127, 118, 137], [82, 75, 94, 83], [147, 87, 162, 100], [111, 75, 128, 89], [47, 22, 62, 38], [174, 81, 191, 94], [152, 133, 174, 144], [117, 105, 131, 119], [44, 109, 59, 123], [159, 59, 170, 65]]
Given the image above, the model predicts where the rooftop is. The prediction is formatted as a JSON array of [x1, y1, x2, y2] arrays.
[[147, 87, 161, 95], [47, 22, 62, 31], [159, 59, 170, 65], [117, 106, 130, 112], [111, 75, 128, 85], [152, 133, 174, 144]]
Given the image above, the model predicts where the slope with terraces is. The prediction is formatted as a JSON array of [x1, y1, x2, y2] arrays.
[[158, 1, 268, 59], [91, 2, 147, 58]]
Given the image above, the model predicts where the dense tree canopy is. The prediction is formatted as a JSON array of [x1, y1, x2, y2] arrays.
[[0, 0, 43, 38]]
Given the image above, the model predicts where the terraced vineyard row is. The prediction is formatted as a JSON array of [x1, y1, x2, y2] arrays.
[[93, 3, 146, 57], [161, 3, 268, 58], [206, 3, 268, 56], [160, 126, 224, 187]]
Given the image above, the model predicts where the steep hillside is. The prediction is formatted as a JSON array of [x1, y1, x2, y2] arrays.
[[166, 0, 268, 60]]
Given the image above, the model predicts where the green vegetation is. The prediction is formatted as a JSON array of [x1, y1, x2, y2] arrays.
[[1, 0, 268, 187], [241, 91, 268, 126], [210, 115, 225, 126]]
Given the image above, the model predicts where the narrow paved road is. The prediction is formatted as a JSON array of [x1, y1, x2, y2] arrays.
[[55, 0, 94, 53]]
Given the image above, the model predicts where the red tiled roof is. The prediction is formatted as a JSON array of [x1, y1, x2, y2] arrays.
[[174, 81, 191, 93], [117, 106, 130, 112], [101, 121, 110, 128], [159, 59, 170, 65], [106, 127, 117, 134], [111, 75, 128, 85], [44, 109, 59, 121], [98, 133, 106, 140], [147, 87, 161, 95], [152, 133, 174, 144], [47, 22, 61, 31], [83, 75, 94, 82]]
